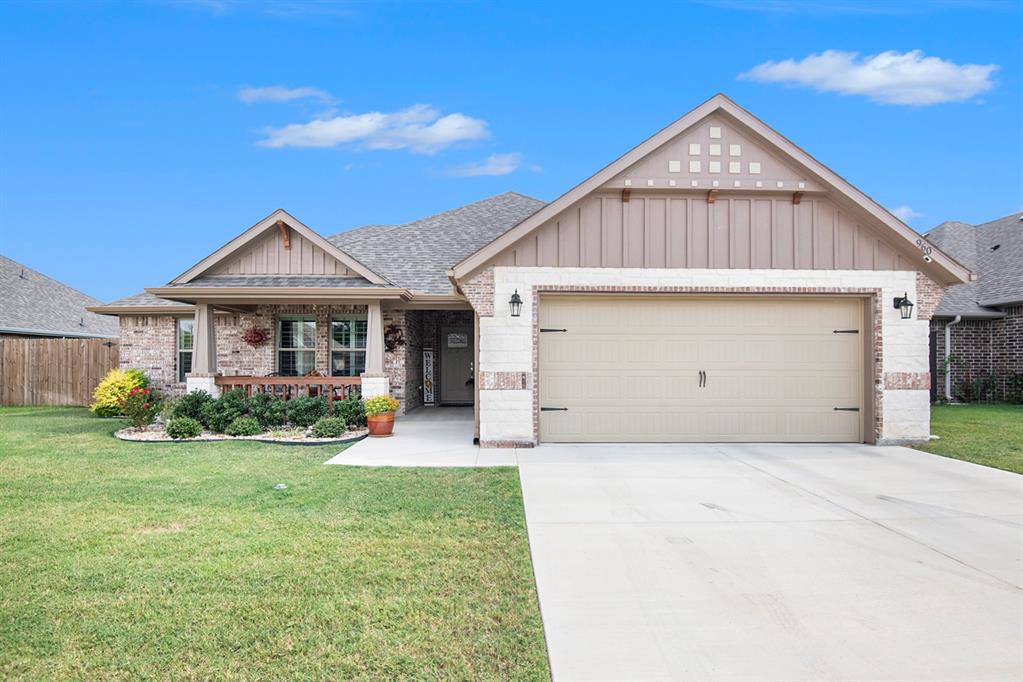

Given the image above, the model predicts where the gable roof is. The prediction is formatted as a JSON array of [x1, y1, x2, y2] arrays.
[[327, 192, 545, 294], [926, 212, 1023, 317], [0, 255, 119, 337], [173, 209, 388, 285], [452, 93, 971, 286]]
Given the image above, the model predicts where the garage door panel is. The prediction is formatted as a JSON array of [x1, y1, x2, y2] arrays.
[[539, 296, 864, 443]]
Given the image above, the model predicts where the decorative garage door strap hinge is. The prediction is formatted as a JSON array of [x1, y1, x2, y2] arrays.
[[833, 407, 860, 411], [540, 407, 568, 412], [832, 329, 859, 334], [540, 328, 568, 333]]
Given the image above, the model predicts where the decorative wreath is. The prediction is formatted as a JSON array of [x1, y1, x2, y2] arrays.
[[384, 324, 405, 353], [241, 327, 270, 348]]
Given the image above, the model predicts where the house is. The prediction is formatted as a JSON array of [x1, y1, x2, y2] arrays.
[[0, 255, 118, 338], [924, 213, 1022, 402], [90, 94, 971, 446]]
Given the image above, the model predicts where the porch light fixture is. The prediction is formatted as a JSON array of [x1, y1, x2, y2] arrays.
[[893, 292, 914, 320], [509, 290, 523, 317]]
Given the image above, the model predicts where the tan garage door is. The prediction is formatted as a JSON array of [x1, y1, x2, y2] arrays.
[[538, 296, 865, 443]]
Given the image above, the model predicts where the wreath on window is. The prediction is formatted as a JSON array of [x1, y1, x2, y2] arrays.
[[384, 324, 405, 353], [241, 327, 269, 348]]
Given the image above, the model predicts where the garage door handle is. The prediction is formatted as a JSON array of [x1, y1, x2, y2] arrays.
[[540, 407, 568, 412], [833, 407, 860, 412]]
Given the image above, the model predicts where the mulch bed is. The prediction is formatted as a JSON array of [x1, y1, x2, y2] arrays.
[[115, 424, 367, 446]]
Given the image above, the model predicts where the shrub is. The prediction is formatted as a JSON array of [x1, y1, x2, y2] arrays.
[[249, 393, 287, 428], [312, 417, 348, 438], [201, 389, 250, 433], [172, 390, 214, 422], [287, 395, 328, 427], [120, 386, 162, 428], [364, 395, 400, 416], [1005, 373, 1023, 405], [335, 394, 366, 428], [225, 416, 262, 437], [91, 368, 149, 417], [166, 416, 202, 439]]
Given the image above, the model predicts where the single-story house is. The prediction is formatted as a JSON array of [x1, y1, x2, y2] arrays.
[[91, 94, 971, 446], [924, 213, 1022, 402], [1, 254, 118, 338]]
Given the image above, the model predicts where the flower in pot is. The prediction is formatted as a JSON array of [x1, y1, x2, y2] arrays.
[[364, 395, 400, 437]]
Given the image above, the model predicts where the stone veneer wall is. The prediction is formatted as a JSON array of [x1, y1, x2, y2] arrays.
[[470, 267, 938, 447], [931, 305, 1023, 401]]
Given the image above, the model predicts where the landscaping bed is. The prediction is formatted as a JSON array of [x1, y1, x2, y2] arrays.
[[115, 423, 368, 444]]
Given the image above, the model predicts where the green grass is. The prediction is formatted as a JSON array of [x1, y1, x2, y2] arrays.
[[0, 407, 549, 680], [914, 404, 1023, 474]]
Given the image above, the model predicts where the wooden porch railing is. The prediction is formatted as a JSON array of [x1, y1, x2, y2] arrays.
[[213, 376, 361, 415]]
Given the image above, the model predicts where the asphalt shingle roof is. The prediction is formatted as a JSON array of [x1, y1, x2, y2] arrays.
[[327, 192, 546, 294], [103, 292, 188, 308], [0, 254, 119, 337], [926, 213, 1023, 318], [166, 275, 381, 288]]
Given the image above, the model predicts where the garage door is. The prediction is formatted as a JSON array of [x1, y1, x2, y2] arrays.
[[538, 296, 865, 443]]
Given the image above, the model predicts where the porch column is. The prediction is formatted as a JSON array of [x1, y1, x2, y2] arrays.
[[186, 302, 220, 397], [361, 301, 389, 398]]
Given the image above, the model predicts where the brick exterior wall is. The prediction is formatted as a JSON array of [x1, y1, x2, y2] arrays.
[[461, 267, 495, 317], [931, 305, 1023, 401], [914, 272, 946, 321]]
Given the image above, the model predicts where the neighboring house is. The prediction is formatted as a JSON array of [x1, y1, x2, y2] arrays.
[[925, 213, 1022, 402], [0, 255, 118, 338], [91, 94, 971, 446]]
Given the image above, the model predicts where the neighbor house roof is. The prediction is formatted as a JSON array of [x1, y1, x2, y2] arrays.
[[926, 212, 1023, 318], [326, 192, 546, 294], [0, 254, 119, 337]]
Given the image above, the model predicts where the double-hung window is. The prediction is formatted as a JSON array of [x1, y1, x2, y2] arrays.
[[277, 317, 316, 376], [331, 315, 367, 377], [177, 318, 194, 383]]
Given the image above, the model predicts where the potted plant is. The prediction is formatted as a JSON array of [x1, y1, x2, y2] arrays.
[[364, 395, 400, 437]]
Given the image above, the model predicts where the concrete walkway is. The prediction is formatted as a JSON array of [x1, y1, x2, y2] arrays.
[[518, 443, 1023, 682], [324, 406, 517, 467]]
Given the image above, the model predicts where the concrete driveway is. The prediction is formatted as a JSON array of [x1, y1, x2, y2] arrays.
[[517, 443, 1023, 681]]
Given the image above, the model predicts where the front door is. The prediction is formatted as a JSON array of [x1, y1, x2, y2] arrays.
[[440, 326, 474, 404]]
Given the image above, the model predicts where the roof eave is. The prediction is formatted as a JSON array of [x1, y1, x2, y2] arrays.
[[145, 286, 411, 304], [87, 304, 195, 315]]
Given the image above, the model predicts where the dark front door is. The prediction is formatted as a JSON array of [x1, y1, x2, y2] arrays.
[[440, 326, 474, 404]]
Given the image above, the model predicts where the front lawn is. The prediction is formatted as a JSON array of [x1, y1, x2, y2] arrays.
[[0, 407, 549, 680], [915, 403, 1023, 474]]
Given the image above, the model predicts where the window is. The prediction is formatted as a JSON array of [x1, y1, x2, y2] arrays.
[[277, 317, 316, 376], [177, 318, 194, 383], [331, 315, 367, 377]]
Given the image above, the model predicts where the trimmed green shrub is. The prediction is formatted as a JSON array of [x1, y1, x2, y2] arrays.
[[172, 390, 214, 422], [335, 394, 366, 428], [249, 393, 287, 428], [121, 386, 163, 428], [286, 395, 328, 427], [166, 416, 202, 439], [312, 417, 348, 438], [1005, 373, 1023, 405], [225, 416, 262, 437], [201, 389, 250, 433], [90, 368, 149, 417]]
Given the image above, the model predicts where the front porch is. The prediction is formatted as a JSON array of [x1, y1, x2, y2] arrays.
[[325, 407, 514, 467]]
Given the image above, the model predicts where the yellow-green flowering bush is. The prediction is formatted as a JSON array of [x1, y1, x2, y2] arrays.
[[364, 395, 399, 416], [91, 368, 149, 417]]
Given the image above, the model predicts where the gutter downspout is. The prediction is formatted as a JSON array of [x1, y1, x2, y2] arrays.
[[944, 315, 962, 402]]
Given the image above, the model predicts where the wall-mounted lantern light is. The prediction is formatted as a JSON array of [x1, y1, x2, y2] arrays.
[[893, 292, 914, 320], [509, 290, 523, 318]]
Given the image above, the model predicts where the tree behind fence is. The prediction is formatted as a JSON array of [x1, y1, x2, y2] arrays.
[[0, 338, 119, 406]]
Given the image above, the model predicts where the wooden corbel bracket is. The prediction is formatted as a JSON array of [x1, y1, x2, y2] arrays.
[[707, 189, 719, 204], [792, 191, 804, 205], [276, 220, 292, 249]]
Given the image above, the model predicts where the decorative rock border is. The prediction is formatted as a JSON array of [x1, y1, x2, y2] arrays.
[[114, 426, 368, 446]]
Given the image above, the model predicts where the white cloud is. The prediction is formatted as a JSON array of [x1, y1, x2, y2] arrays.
[[258, 104, 489, 154], [890, 205, 924, 222], [739, 50, 998, 105], [447, 153, 525, 177], [238, 85, 335, 104]]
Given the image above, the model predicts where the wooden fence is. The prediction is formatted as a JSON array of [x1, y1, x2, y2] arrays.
[[0, 337, 119, 406]]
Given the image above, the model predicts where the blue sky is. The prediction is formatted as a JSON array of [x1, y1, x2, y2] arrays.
[[1, 0, 1020, 301]]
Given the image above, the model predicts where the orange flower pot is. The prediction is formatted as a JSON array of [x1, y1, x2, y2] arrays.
[[367, 412, 395, 437]]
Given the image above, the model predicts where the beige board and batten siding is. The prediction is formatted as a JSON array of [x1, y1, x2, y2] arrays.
[[490, 194, 914, 272], [209, 228, 358, 276], [538, 296, 864, 443]]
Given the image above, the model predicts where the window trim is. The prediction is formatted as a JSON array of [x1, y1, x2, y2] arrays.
[[277, 315, 317, 376], [330, 314, 368, 377], [177, 317, 194, 383]]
